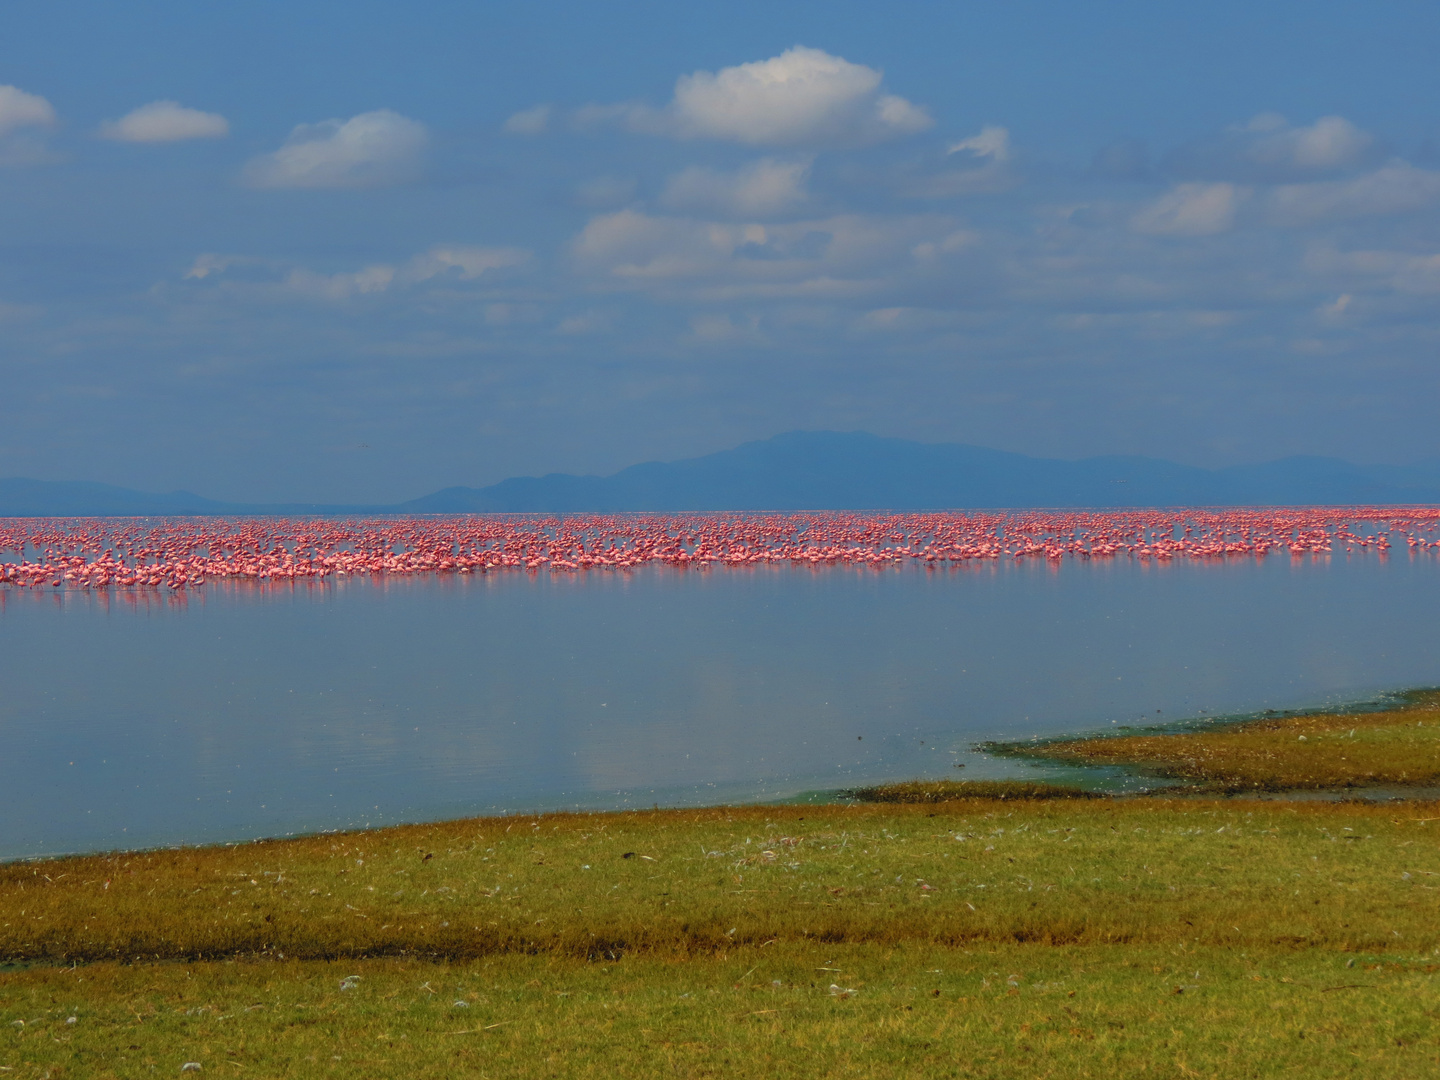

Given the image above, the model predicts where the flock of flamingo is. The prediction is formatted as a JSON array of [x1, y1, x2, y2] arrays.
[[1, 508, 1438, 590]]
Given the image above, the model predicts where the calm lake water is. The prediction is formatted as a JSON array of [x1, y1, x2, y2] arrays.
[[2, 553, 1438, 859]]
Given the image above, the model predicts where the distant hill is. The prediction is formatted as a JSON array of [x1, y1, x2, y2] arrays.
[[398, 431, 1440, 512], [4, 432, 1440, 517]]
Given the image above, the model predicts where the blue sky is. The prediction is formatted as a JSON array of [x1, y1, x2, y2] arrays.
[[3, 1, 1440, 502]]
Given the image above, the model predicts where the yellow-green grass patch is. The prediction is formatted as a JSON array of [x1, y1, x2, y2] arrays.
[[3, 944, 1438, 1078], [4, 799, 1438, 965], [1013, 691, 1440, 793]]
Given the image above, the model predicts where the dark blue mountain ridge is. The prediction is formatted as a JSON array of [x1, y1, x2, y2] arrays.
[[397, 432, 1440, 511], [4, 431, 1440, 516]]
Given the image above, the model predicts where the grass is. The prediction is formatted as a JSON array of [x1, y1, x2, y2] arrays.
[[4, 800, 1438, 963], [3, 797, 1440, 1076], [6, 696, 1440, 1077], [6, 944, 1438, 1078], [1006, 690, 1440, 793]]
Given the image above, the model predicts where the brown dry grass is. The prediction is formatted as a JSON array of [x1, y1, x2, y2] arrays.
[[1015, 691, 1440, 793]]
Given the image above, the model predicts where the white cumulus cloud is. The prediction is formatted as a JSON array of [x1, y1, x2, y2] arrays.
[[660, 158, 811, 218], [0, 85, 55, 136], [243, 110, 427, 189], [0, 85, 58, 166], [100, 101, 229, 142], [585, 46, 931, 146], [1131, 182, 1244, 236]]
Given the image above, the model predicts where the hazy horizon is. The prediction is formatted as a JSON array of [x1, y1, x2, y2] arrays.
[[6, 428, 1440, 501], [6, 430, 1440, 513]]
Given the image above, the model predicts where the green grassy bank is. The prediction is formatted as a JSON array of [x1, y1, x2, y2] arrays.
[[3, 800, 1438, 963], [4, 796, 1439, 1076], [7, 943, 1437, 1078]]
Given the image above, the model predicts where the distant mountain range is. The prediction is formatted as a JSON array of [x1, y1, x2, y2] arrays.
[[0, 478, 372, 518], [4, 431, 1440, 517]]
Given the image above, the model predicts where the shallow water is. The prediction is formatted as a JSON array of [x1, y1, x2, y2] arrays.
[[2, 553, 1438, 859]]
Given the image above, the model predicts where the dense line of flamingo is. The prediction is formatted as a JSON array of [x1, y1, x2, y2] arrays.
[[1, 508, 1438, 590]]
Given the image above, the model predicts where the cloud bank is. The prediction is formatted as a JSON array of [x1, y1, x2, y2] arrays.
[[660, 158, 811, 218], [1166, 113, 1381, 182], [1269, 162, 1440, 225], [183, 244, 530, 301], [10, 67, 1440, 503]]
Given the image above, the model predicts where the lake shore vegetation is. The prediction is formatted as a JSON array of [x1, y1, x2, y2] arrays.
[[995, 690, 1440, 794]]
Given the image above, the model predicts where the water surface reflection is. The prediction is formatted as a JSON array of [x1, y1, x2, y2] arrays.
[[2, 554, 1437, 858]]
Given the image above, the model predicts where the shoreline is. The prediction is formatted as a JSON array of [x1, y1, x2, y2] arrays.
[[972, 686, 1440, 797], [7, 685, 1440, 868], [5, 720, 1437, 1076]]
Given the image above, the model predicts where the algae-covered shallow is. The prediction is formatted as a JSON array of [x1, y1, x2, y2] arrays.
[[843, 779, 1110, 802], [993, 688, 1440, 795]]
